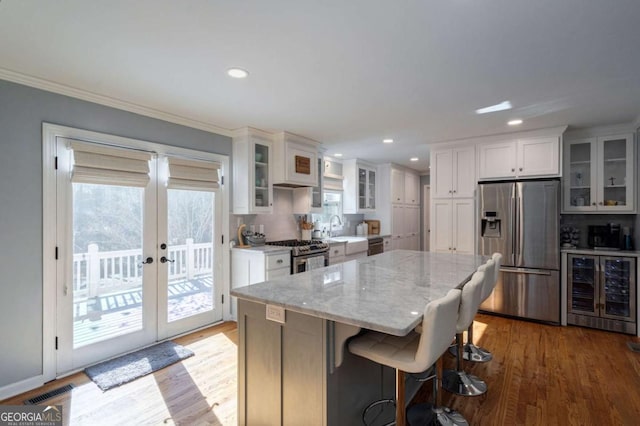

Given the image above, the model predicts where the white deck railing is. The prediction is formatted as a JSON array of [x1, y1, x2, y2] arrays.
[[72, 238, 213, 298]]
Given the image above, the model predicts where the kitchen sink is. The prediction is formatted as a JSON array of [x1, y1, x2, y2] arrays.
[[328, 236, 368, 255]]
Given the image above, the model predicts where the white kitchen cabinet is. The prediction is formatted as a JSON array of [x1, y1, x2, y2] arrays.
[[390, 204, 420, 250], [431, 198, 475, 254], [231, 248, 291, 318], [383, 236, 392, 252], [323, 157, 344, 191], [293, 155, 324, 214], [563, 134, 635, 213], [273, 132, 321, 187], [328, 242, 346, 265], [404, 172, 420, 205], [432, 146, 476, 198], [478, 136, 560, 180], [343, 159, 377, 213], [391, 168, 405, 203], [232, 128, 274, 214]]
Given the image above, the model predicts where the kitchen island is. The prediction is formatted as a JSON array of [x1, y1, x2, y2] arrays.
[[231, 250, 487, 425]]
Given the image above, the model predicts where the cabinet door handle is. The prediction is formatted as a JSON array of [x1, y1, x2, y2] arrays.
[[277, 259, 283, 264], [334, 250, 339, 254], [592, 202, 597, 206], [519, 167, 523, 172], [598, 201, 603, 205], [452, 190, 456, 193], [511, 168, 515, 172]]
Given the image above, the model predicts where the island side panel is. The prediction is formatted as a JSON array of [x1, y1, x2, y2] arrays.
[[238, 299, 282, 425]]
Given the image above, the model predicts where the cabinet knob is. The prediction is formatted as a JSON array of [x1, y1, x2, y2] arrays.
[[448, 190, 452, 194], [511, 168, 515, 172], [519, 167, 523, 172], [277, 259, 283, 264], [598, 201, 603, 205], [453, 247, 456, 251], [592, 202, 597, 206], [334, 250, 339, 254], [452, 190, 456, 193]]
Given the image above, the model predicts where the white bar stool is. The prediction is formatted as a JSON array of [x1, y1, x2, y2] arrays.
[[449, 253, 502, 363], [442, 269, 488, 397], [348, 288, 466, 426]]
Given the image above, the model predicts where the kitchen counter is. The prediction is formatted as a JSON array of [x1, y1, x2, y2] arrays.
[[232, 250, 487, 336], [231, 245, 291, 254], [561, 247, 640, 257], [234, 250, 487, 425]]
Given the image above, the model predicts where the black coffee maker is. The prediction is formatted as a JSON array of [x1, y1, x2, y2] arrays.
[[588, 224, 621, 249]]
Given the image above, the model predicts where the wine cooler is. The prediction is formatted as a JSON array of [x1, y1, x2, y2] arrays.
[[567, 254, 636, 334]]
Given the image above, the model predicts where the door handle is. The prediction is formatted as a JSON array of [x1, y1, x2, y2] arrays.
[[160, 256, 175, 263], [500, 267, 551, 276], [141, 257, 153, 264]]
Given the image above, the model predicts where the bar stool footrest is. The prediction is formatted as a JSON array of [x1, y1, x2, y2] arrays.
[[448, 343, 493, 363], [442, 369, 487, 396], [407, 403, 469, 426]]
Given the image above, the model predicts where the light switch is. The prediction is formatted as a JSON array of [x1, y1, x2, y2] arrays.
[[266, 304, 285, 323]]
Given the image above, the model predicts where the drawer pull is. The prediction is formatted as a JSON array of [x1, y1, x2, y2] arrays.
[[277, 259, 283, 264]]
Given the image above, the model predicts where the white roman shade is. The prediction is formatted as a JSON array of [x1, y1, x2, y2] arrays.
[[167, 157, 221, 191], [69, 140, 152, 187]]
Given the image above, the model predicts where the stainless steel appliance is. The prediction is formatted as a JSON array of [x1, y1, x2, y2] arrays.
[[478, 179, 560, 323], [367, 237, 384, 256], [567, 254, 636, 334], [266, 239, 329, 274]]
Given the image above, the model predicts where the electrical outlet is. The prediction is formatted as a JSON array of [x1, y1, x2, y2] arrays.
[[266, 304, 285, 323]]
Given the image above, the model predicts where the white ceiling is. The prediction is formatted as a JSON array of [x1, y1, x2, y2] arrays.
[[1, 0, 639, 172]]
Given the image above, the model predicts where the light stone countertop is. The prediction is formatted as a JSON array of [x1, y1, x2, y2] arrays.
[[232, 245, 291, 255], [561, 248, 640, 257], [231, 250, 488, 336]]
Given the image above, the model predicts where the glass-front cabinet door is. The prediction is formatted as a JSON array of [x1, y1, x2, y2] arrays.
[[600, 257, 636, 321], [568, 255, 598, 316], [367, 169, 376, 209], [253, 141, 272, 211], [596, 135, 634, 212], [565, 140, 596, 211], [358, 167, 367, 210], [311, 157, 323, 210]]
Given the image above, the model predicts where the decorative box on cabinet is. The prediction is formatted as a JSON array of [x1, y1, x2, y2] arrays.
[[431, 146, 476, 198], [562, 134, 635, 213], [478, 136, 560, 180], [343, 159, 377, 213], [273, 132, 321, 187], [232, 128, 274, 214]]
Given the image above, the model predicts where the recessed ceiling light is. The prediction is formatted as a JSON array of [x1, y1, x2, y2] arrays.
[[227, 67, 249, 78], [410, 157, 419, 162], [383, 139, 394, 144], [475, 101, 512, 114], [508, 119, 523, 126], [334, 153, 343, 157]]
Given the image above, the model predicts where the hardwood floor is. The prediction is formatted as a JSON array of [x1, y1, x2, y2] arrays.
[[2, 315, 640, 425]]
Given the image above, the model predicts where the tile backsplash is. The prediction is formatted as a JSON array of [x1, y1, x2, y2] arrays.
[[561, 214, 636, 248], [230, 188, 364, 242]]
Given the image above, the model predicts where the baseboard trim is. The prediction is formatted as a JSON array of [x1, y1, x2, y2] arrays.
[[0, 375, 44, 401]]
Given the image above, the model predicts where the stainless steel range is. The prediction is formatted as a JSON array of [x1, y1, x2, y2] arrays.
[[266, 239, 329, 274]]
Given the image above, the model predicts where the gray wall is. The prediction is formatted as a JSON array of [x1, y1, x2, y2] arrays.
[[0, 79, 231, 388]]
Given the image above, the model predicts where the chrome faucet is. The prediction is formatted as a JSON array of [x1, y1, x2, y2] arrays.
[[329, 215, 342, 237]]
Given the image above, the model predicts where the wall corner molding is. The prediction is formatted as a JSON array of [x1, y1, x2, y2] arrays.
[[0, 67, 234, 137]]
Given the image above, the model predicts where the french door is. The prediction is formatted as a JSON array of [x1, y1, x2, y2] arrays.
[[54, 136, 224, 374]]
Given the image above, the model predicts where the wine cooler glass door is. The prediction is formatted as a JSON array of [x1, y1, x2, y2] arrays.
[[600, 256, 636, 321]]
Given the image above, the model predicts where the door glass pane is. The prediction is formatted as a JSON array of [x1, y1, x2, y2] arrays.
[[255, 143, 269, 208], [568, 143, 592, 207], [167, 189, 215, 322], [601, 139, 627, 207], [368, 170, 376, 209], [311, 158, 322, 208], [570, 257, 595, 313], [603, 258, 631, 318], [358, 168, 366, 209], [72, 183, 144, 348]]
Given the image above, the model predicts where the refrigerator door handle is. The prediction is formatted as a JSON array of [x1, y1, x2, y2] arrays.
[[511, 195, 517, 265], [500, 266, 552, 276]]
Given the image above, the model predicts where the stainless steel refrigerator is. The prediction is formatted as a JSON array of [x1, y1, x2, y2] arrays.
[[478, 179, 560, 323]]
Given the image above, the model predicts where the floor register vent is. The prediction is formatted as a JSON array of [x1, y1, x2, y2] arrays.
[[24, 384, 75, 405]]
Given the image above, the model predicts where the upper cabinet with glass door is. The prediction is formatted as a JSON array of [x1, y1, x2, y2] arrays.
[[232, 128, 274, 214], [343, 159, 376, 213], [563, 134, 635, 213]]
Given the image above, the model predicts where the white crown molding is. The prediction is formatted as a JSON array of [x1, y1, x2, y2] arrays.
[[0, 67, 234, 137]]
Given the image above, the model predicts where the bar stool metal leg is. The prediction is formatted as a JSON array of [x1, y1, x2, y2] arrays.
[[442, 334, 487, 396], [449, 323, 493, 362]]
